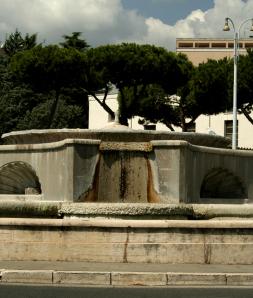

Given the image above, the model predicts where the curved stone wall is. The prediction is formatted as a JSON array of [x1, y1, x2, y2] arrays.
[[0, 128, 252, 203]]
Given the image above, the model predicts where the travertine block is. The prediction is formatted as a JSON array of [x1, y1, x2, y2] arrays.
[[53, 271, 110, 285], [128, 228, 204, 243], [126, 243, 205, 263], [112, 272, 167, 286], [167, 273, 226, 285], [13, 229, 43, 242], [226, 274, 253, 285], [0, 229, 12, 241], [208, 243, 253, 264], [2, 270, 53, 283], [62, 228, 127, 244]]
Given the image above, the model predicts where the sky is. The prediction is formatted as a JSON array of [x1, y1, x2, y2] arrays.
[[0, 0, 253, 50]]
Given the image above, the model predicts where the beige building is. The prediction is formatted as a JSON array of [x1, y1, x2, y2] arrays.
[[176, 38, 253, 65]]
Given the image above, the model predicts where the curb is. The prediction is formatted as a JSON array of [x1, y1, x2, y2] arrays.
[[1, 270, 253, 286]]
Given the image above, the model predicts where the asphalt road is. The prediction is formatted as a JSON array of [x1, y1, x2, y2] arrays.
[[1, 285, 253, 298]]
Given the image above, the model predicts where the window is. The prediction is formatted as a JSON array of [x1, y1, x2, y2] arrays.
[[195, 43, 209, 48], [144, 124, 156, 130], [186, 122, 196, 132], [224, 120, 238, 145], [228, 42, 243, 48], [245, 43, 253, 48], [211, 43, 226, 48], [178, 42, 193, 48]]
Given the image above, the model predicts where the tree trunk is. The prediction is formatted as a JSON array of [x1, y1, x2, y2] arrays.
[[118, 88, 128, 126], [179, 106, 187, 132], [48, 90, 60, 128], [164, 121, 175, 131], [83, 88, 115, 119], [119, 115, 128, 126], [241, 106, 253, 125]]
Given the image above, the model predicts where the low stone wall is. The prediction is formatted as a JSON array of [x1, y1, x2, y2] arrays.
[[0, 216, 253, 264], [0, 202, 252, 264]]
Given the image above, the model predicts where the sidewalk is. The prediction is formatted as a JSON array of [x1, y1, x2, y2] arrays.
[[0, 261, 253, 286]]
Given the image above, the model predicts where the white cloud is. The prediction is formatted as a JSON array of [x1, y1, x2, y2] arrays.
[[0, 0, 147, 45], [0, 0, 252, 50], [137, 0, 253, 49]]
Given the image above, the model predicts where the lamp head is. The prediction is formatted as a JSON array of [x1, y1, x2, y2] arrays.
[[223, 18, 230, 31]]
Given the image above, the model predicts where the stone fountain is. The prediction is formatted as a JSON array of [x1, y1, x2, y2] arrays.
[[0, 125, 252, 264]]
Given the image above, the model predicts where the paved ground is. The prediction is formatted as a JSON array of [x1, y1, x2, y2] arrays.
[[1, 285, 253, 298], [0, 261, 253, 286]]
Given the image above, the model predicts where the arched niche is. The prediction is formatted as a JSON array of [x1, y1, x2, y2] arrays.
[[0, 161, 41, 194], [200, 167, 246, 199]]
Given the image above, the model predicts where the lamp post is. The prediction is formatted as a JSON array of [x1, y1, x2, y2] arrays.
[[223, 17, 253, 150]]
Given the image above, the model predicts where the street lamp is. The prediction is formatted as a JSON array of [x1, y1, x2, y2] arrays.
[[223, 17, 253, 150]]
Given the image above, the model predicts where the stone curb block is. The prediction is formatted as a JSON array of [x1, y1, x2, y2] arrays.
[[1, 270, 53, 284], [53, 271, 110, 285], [167, 273, 226, 285], [226, 273, 253, 286], [111, 272, 167, 286], [1, 270, 253, 286]]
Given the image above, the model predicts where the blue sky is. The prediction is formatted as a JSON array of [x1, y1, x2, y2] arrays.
[[122, 0, 214, 24], [0, 0, 252, 50]]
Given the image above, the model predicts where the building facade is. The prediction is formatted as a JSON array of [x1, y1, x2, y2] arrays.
[[176, 38, 253, 65], [89, 93, 169, 131]]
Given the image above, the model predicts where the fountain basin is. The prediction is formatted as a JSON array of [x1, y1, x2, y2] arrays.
[[0, 136, 251, 203], [0, 127, 253, 266], [2, 128, 231, 148]]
